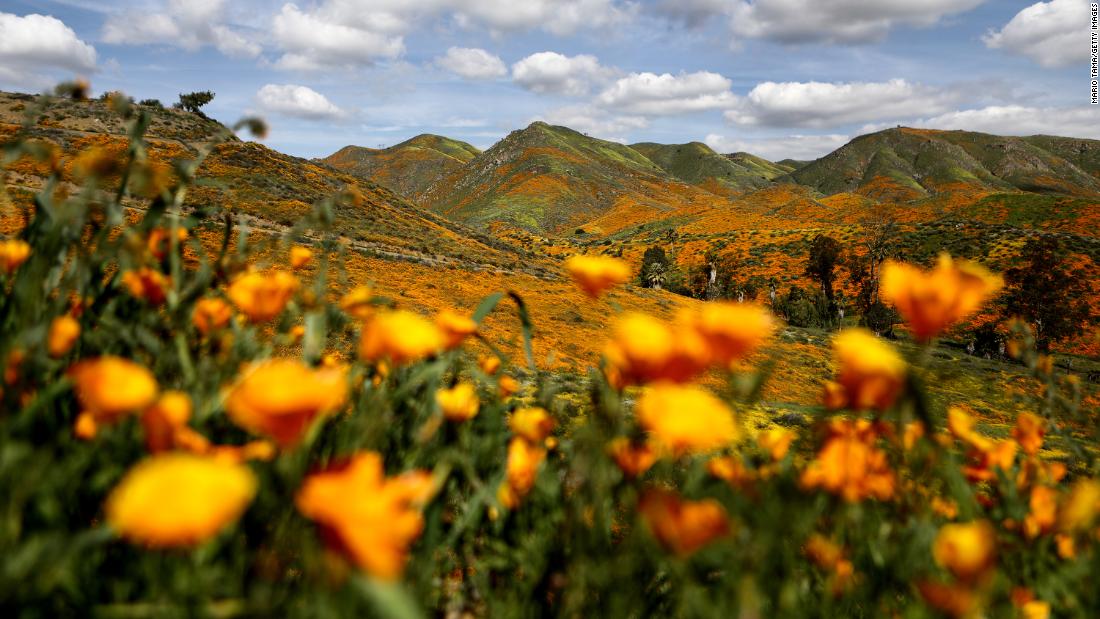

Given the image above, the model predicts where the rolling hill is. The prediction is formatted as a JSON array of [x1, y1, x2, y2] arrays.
[[318, 134, 480, 200], [420, 121, 727, 234], [627, 141, 787, 196], [785, 127, 1100, 201]]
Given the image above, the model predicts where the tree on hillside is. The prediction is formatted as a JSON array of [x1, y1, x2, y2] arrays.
[[805, 234, 842, 310], [640, 246, 670, 289], [1002, 237, 1094, 351], [859, 210, 899, 302], [176, 91, 215, 116]]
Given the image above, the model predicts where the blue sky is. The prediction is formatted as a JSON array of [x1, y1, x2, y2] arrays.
[[1, 0, 1097, 160]]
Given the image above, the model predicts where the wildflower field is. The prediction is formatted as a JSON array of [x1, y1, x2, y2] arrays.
[[2, 89, 1100, 618]]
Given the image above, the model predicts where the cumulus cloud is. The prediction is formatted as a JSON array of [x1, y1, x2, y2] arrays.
[[651, 0, 734, 27], [449, 0, 631, 35], [534, 104, 649, 141], [728, 0, 987, 44], [512, 52, 614, 96], [0, 12, 97, 88], [436, 47, 507, 79], [704, 133, 851, 161], [596, 71, 738, 115], [255, 84, 344, 119], [102, 0, 260, 58], [272, 4, 405, 71], [984, 0, 1090, 68], [271, 0, 629, 71], [725, 79, 962, 128], [890, 105, 1100, 139]]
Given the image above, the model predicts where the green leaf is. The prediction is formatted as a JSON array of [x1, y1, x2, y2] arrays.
[[351, 576, 424, 619]]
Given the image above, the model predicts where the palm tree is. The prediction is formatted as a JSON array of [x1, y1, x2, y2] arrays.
[[644, 261, 667, 290]]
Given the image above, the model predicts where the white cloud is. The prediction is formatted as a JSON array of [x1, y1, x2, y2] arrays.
[[449, 0, 631, 35], [729, 0, 987, 44], [255, 84, 344, 119], [890, 105, 1100, 139], [596, 71, 737, 115], [270, 1, 630, 71], [436, 47, 507, 80], [651, 0, 733, 27], [102, 0, 260, 58], [984, 0, 1089, 68], [272, 4, 405, 71], [0, 12, 96, 87], [704, 133, 850, 161], [726, 79, 961, 128], [535, 104, 649, 141], [512, 52, 614, 96]]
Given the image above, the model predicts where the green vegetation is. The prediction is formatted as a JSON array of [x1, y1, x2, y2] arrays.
[[628, 142, 785, 194]]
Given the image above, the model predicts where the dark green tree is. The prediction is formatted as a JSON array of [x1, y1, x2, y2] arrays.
[[1002, 237, 1093, 351], [639, 246, 670, 289], [805, 234, 842, 308], [176, 91, 215, 116]]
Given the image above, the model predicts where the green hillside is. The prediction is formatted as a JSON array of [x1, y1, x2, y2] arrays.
[[318, 134, 480, 200], [628, 142, 781, 195], [422, 122, 722, 233], [785, 127, 1100, 200]]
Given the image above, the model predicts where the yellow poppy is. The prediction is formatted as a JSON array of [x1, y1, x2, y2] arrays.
[[106, 453, 256, 547], [0, 239, 31, 274], [881, 254, 1002, 342], [436, 382, 479, 422], [227, 270, 299, 322], [296, 452, 433, 580], [639, 489, 730, 556], [192, 298, 233, 335], [224, 359, 348, 446], [635, 383, 738, 456], [565, 254, 631, 298], [932, 520, 996, 582], [47, 315, 80, 358], [435, 309, 477, 350], [69, 357, 159, 422], [827, 329, 907, 411], [358, 310, 444, 365]]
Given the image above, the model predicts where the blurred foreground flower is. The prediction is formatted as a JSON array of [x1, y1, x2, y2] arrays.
[[339, 286, 374, 320], [436, 382, 479, 422], [635, 383, 738, 456], [290, 245, 313, 269], [932, 520, 996, 583], [801, 418, 895, 502], [141, 390, 192, 453], [498, 437, 546, 509], [565, 254, 631, 298], [225, 359, 348, 446], [359, 310, 444, 365], [824, 329, 906, 411], [106, 453, 256, 547], [192, 297, 233, 335], [70, 356, 158, 423], [0, 239, 31, 274], [607, 438, 657, 478], [639, 489, 729, 556], [122, 268, 170, 305], [435, 309, 477, 350], [508, 407, 555, 443], [684, 302, 774, 366], [47, 315, 80, 357], [227, 270, 299, 322], [146, 227, 188, 261], [604, 313, 708, 387], [881, 254, 1002, 342], [296, 452, 433, 580]]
